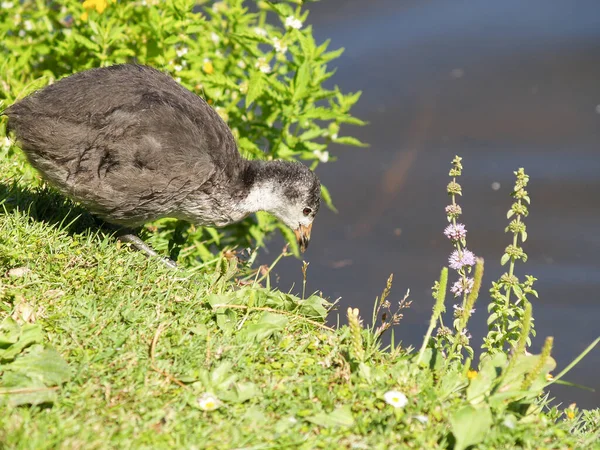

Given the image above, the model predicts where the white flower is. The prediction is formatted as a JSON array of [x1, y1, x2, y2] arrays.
[[1, 2, 14, 9], [198, 393, 221, 411], [211, 32, 220, 43], [314, 150, 329, 163], [24, 20, 33, 31], [383, 390, 408, 408], [18, 29, 25, 37], [2, 137, 11, 149], [285, 16, 302, 30], [176, 47, 188, 58], [237, 60, 246, 69], [255, 57, 271, 74], [253, 27, 267, 37], [174, 64, 183, 72], [272, 37, 287, 54]]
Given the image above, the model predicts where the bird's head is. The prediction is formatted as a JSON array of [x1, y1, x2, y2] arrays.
[[242, 160, 321, 252]]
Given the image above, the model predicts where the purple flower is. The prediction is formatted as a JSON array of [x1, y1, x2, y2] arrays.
[[450, 278, 475, 297], [444, 223, 467, 241], [445, 204, 462, 217], [448, 249, 476, 270]]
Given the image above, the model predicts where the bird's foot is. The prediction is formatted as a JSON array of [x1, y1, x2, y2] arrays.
[[117, 233, 177, 269]]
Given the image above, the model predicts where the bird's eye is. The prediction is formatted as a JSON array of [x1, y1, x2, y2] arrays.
[[303, 207, 312, 216]]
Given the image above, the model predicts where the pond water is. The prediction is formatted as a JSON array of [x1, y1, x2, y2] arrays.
[[262, 0, 600, 408]]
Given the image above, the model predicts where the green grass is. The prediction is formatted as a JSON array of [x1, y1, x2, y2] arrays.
[[1, 145, 598, 449]]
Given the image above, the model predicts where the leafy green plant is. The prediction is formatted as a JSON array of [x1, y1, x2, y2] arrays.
[[410, 156, 598, 449], [0, 0, 365, 263], [483, 168, 537, 353], [0, 316, 71, 406]]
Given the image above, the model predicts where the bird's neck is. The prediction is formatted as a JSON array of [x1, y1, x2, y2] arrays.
[[235, 160, 285, 215]]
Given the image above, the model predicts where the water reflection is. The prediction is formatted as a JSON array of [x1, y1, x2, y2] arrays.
[[261, 0, 600, 408]]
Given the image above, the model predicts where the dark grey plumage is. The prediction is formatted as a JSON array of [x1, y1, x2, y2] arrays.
[[4, 64, 320, 254]]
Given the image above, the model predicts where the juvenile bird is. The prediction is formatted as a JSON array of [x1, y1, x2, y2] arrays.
[[4, 64, 320, 266]]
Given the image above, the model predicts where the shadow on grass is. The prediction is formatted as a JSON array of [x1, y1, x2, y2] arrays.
[[0, 181, 189, 263], [0, 180, 115, 239]]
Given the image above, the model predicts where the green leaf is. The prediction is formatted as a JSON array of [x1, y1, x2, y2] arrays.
[[301, 107, 340, 121], [219, 382, 261, 403], [0, 323, 43, 362], [0, 317, 20, 348], [306, 405, 354, 428], [0, 372, 56, 406], [500, 253, 510, 266], [450, 404, 493, 450], [72, 33, 101, 52], [293, 60, 311, 102], [185, 24, 205, 34], [6, 345, 71, 386], [321, 47, 345, 62], [320, 184, 337, 212], [297, 295, 328, 320], [333, 136, 368, 147], [276, 222, 300, 257], [204, 226, 221, 245], [246, 71, 265, 107], [242, 312, 288, 342], [295, 30, 315, 59]]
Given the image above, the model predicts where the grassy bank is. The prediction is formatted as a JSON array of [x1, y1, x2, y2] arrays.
[[1, 148, 599, 449]]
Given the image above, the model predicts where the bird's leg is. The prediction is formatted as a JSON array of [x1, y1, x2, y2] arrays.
[[116, 231, 178, 269]]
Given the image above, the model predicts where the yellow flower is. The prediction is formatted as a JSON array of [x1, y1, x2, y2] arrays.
[[82, 0, 109, 14], [202, 60, 214, 74], [565, 403, 577, 420], [80, 11, 89, 21], [467, 369, 478, 380]]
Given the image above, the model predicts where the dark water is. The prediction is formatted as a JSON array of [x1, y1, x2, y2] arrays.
[[262, 0, 600, 408]]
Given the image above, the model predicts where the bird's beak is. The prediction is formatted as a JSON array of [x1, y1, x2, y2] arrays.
[[294, 223, 312, 252]]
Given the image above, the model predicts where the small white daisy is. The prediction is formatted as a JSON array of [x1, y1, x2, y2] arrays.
[[24, 20, 33, 30], [383, 390, 408, 408], [211, 32, 220, 43], [198, 393, 221, 411], [253, 27, 267, 37], [18, 29, 26, 37], [174, 64, 183, 72], [176, 47, 188, 58], [285, 16, 302, 30]]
